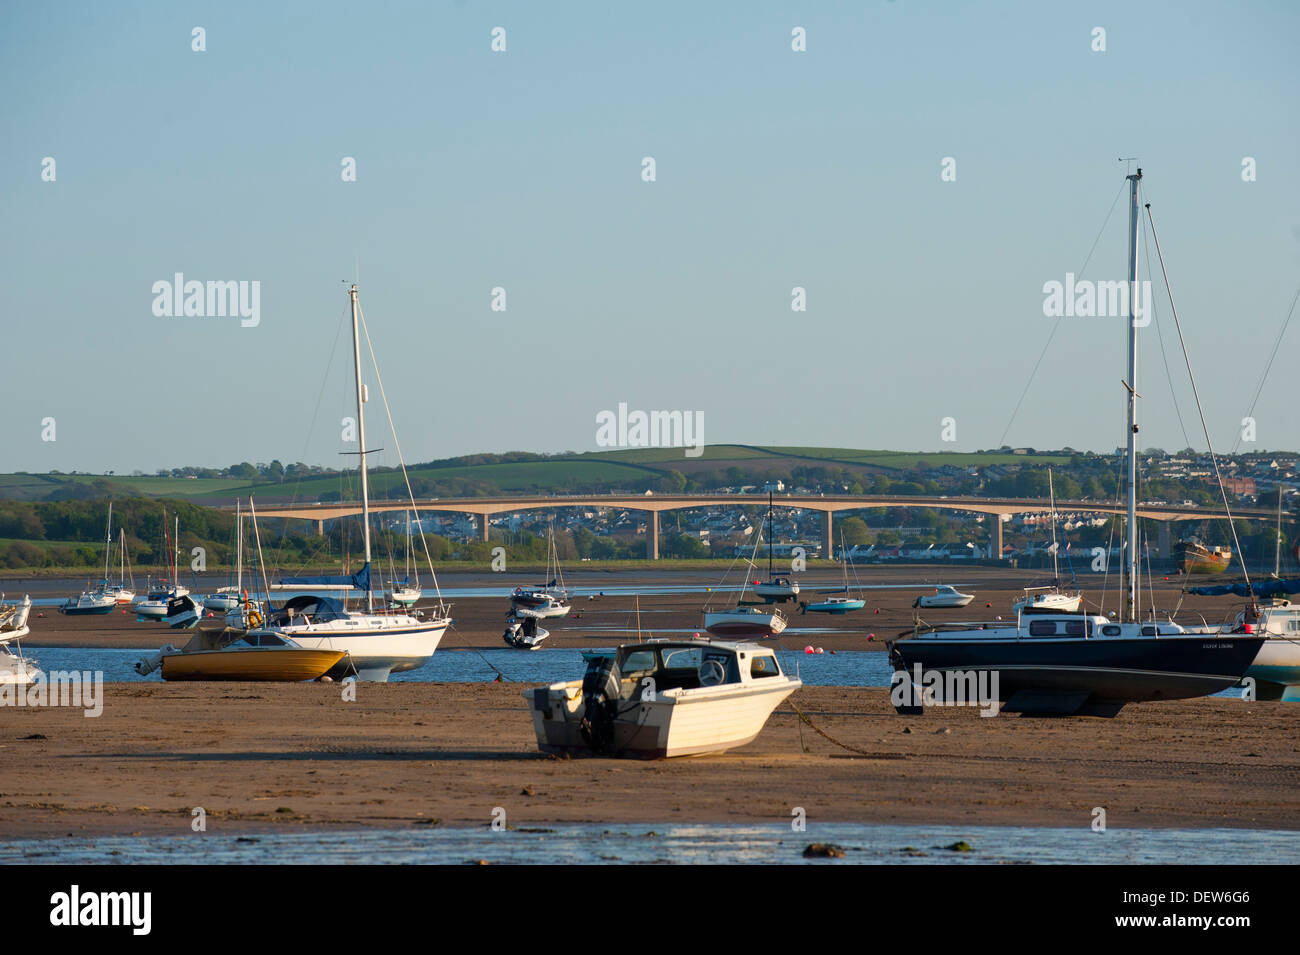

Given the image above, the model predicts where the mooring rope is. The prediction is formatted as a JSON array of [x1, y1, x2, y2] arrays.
[[786, 699, 906, 759]]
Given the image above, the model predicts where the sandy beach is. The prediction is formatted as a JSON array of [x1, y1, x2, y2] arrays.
[[2, 682, 1297, 841], [5, 567, 1294, 843]]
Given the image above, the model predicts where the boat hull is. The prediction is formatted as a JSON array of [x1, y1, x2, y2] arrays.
[[526, 678, 800, 758], [160, 648, 346, 682], [804, 599, 866, 614], [249, 618, 448, 681], [703, 611, 787, 637], [889, 635, 1265, 711]]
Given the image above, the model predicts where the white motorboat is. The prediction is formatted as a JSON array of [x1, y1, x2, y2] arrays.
[[503, 614, 549, 650], [525, 638, 801, 758], [915, 585, 975, 609], [1012, 587, 1083, 615], [245, 285, 451, 681], [0, 595, 41, 686]]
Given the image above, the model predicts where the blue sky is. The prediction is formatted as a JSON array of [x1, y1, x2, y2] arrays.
[[3, 0, 1297, 474]]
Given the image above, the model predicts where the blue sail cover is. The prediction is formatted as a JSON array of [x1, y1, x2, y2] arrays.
[[279, 561, 372, 592], [1189, 576, 1300, 597]]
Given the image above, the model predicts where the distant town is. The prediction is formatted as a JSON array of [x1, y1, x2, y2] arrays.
[[2, 446, 1296, 573]]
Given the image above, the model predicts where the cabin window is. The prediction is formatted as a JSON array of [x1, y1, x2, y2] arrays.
[[622, 649, 656, 673], [1101, 625, 1122, 637], [1065, 621, 1086, 638], [1141, 625, 1157, 636], [750, 655, 781, 678], [661, 648, 702, 670], [1028, 620, 1056, 637]]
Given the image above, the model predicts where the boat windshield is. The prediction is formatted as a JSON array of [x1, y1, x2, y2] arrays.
[[613, 644, 740, 695]]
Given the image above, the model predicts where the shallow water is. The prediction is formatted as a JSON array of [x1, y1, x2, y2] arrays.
[[15, 646, 897, 687], [2, 822, 1294, 865]]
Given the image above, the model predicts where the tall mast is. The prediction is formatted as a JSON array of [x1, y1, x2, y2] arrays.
[[349, 284, 373, 613], [768, 491, 774, 577], [235, 499, 243, 594], [174, 515, 180, 585], [104, 502, 113, 582], [1124, 168, 1142, 622], [1275, 492, 1283, 577], [1048, 469, 1060, 581]]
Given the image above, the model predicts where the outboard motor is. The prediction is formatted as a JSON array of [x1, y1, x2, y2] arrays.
[[579, 656, 621, 753]]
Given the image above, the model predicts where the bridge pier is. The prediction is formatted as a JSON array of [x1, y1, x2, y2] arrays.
[[478, 514, 489, 543], [647, 511, 659, 560], [823, 511, 833, 560], [316, 519, 324, 536], [991, 515, 1003, 561], [1158, 521, 1171, 560]]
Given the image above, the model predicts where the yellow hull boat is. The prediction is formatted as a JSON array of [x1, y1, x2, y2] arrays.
[[160, 646, 346, 682]]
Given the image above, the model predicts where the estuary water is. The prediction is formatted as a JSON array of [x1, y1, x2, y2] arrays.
[[2, 822, 1294, 865]]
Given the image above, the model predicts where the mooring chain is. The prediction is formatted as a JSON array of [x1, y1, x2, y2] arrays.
[[787, 700, 906, 759]]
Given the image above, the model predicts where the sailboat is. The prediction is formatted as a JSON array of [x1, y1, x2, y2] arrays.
[[59, 503, 118, 616], [1012, 470, 1082, 614], [0, 595, 41, 686], [205, 502, 252, 613], [385, 511, 422, 608], [510, 526, 571, 619], [245, 284, 452, 681], [888, 168, 1265, 716], [98, 515, 137, 605], [803, 531, 866, 614], [703, 518, 787, 638], [135, 511, 193, 620], [753, 492, 800, 602]]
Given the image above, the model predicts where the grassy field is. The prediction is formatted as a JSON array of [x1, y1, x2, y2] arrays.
[[1, 445, 1080, 504]]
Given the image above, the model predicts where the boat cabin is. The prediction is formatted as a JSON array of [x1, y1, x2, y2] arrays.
[[595, 639, 785, 701], [263, 594, 351, 627]]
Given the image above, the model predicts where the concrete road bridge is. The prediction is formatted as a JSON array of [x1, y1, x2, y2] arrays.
[[236, 494, 1274, 560]]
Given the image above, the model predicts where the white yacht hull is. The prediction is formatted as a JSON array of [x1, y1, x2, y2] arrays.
[[249, 615, 448, 681]]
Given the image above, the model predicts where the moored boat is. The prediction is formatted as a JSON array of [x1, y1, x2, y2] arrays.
[[0, 595, 41, 686], [156, 632, 346, 682], [525, 638, 801, 758], [915, 585, 975, 609], [243, 285, 451, 681], [1178, 538, 1233, 575]]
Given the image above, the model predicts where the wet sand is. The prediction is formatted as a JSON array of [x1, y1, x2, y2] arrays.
[[1, 683, 1297, 840], [14, 566, 1246, 654]]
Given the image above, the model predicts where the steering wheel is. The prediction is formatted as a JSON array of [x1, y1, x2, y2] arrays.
[[699, 659, 726, 687]]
